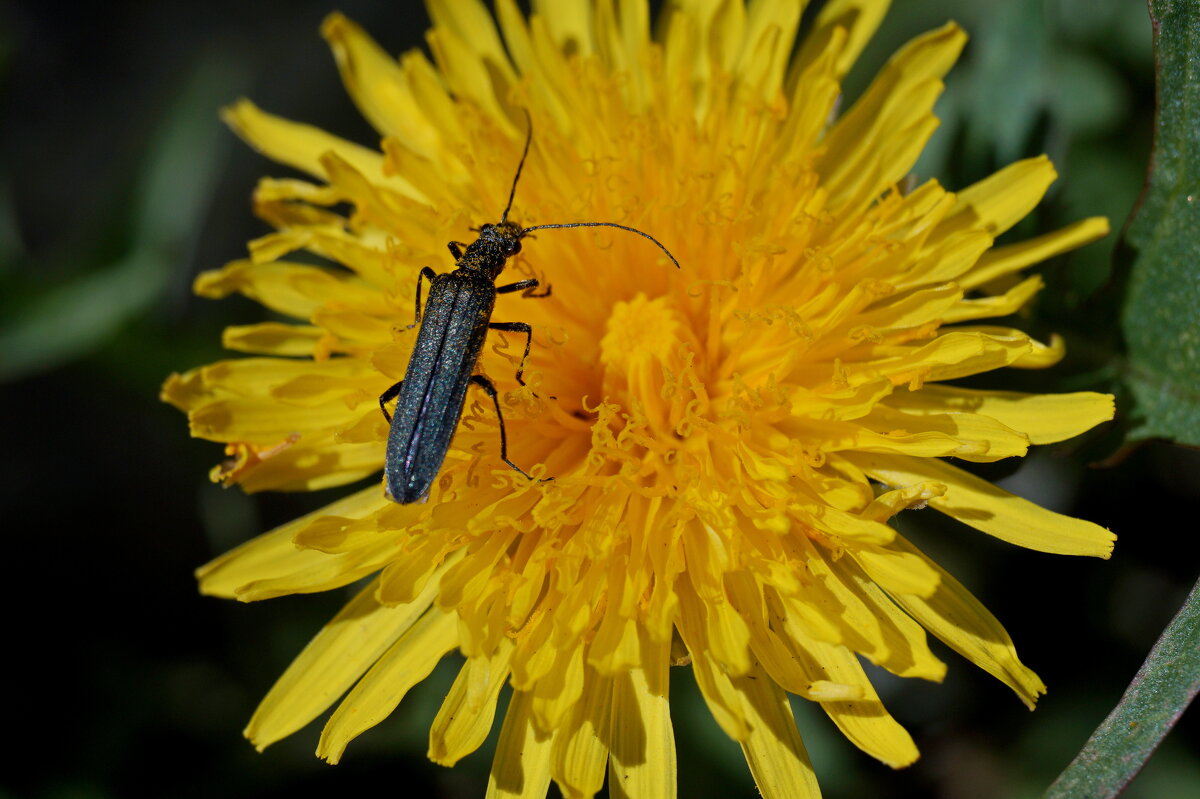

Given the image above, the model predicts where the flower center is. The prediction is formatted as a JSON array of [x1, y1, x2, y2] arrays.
[[600, 294, 680, 373], [591, 295, 711, 488]]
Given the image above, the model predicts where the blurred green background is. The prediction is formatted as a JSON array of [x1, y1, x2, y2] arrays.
[[2, 1, 1196, 797]]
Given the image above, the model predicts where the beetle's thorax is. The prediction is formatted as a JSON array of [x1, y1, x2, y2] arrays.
[[459, 221, 524, 279]]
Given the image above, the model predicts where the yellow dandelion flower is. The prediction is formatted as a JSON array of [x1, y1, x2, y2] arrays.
[[163, 1, 1117, 797]]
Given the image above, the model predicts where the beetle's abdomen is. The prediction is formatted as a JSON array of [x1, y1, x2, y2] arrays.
[[384, 271, 497, 502]]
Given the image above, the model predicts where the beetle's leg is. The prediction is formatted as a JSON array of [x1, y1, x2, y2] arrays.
[[378, 380, 404, 423], [488, 321, 535, 386], [496, 279, 536, 294], [448, 241, 469, 260], [469, 375, 550, 483], [497, 278, 551, 298], [408, 266, 438, 329]]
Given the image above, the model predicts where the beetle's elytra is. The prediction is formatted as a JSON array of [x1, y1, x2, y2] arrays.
[[380, 113, 679, 503]]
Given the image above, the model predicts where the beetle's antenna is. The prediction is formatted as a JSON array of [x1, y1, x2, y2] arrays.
[[520, 221, 681, 269], [500, 110, 534, 225]]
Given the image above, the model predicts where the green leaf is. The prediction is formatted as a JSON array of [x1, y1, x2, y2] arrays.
[[1119, 0, 1200, 444], [0, 250, 170, 381], [960, 0, 1049, 166], [0, 51, 244, 383], [1044, 574, 1200, 798]]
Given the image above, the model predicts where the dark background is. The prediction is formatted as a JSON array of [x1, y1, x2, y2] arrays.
[[2, 1, 1196, 797]]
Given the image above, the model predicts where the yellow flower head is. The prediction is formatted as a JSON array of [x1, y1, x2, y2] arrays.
[[163, 1, 1116, 796]]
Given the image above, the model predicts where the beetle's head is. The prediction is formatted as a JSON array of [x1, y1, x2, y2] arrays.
[[478, 221, 523, 257]]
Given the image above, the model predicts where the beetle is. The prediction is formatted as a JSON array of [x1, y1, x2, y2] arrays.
[[379, 116, 679, 503]]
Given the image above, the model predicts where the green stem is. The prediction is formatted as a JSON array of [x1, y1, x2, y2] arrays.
[[1044, 573, 1200, 798]]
